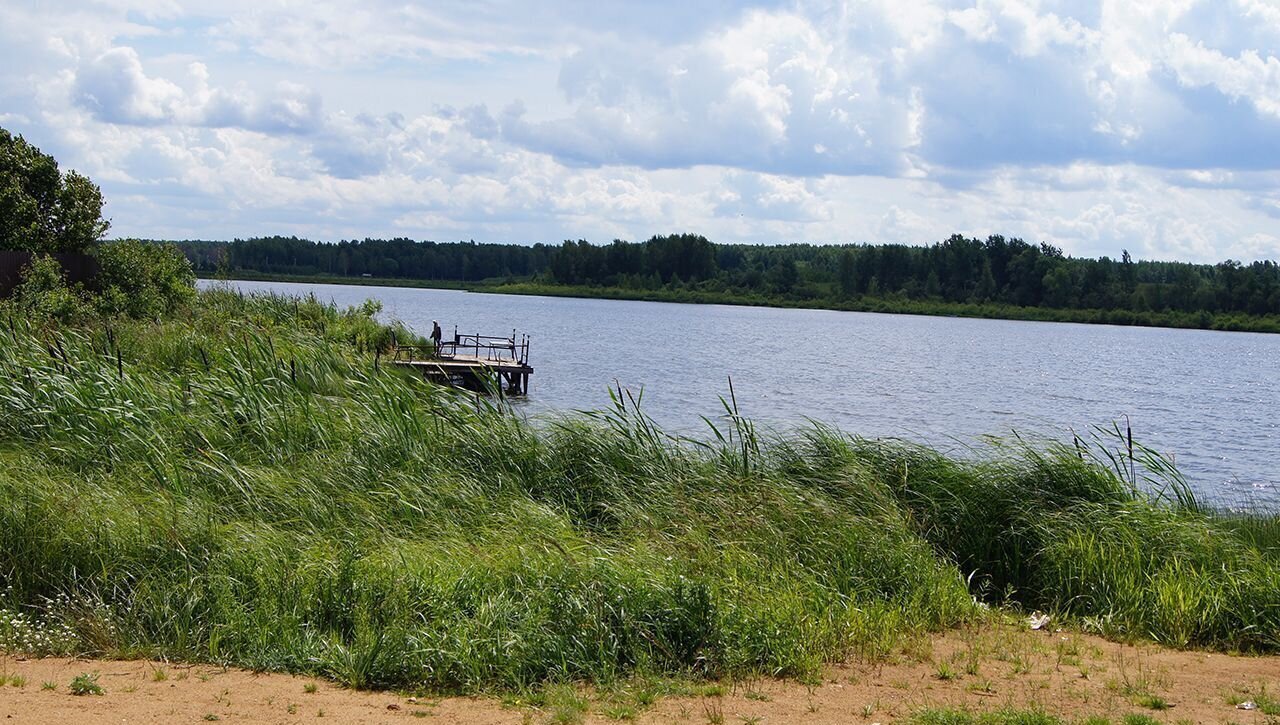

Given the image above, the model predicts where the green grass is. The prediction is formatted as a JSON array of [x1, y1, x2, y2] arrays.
[[1213, 512, 1280, 560], [0, 288, 1275, 696], [911, 710, 1174, 725], [68, 672, 104, 696], [1134, 694, 1169, 711], [851, 435, 1280, 650], [541, 684, 590, 724], [1227, 686, 1280, 715], [912, 707, 1061, 725]]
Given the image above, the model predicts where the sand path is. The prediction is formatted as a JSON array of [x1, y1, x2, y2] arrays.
[[1, 624, 1276, 724]]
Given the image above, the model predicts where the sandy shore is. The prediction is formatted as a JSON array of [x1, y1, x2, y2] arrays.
[[1, 624, 1276, 724]]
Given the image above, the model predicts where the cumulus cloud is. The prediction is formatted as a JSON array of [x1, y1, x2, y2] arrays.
[[500, 9, 912, 176], [1165, 33, 1280, 118], [3, 0, 1280, 263], [481, 0, 1280, 176], [713, 172, 833, 222], [73, 47, 322, 133]]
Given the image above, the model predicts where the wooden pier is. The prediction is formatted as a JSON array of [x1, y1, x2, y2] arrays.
[[391, 330, 533, 395]]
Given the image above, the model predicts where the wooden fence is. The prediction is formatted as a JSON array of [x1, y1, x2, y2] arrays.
[[0, 251, 100, 298]]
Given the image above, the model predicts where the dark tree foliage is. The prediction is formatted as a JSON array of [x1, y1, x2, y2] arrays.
[[0, 127, 109, 253], [177, 233, 1280, 320], [181, 236, 556, 282]]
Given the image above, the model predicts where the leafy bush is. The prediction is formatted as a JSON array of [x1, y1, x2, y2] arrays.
[[7, 242, 195, 321], [12, 255, 88, 321], [92, 239, 195, 318]]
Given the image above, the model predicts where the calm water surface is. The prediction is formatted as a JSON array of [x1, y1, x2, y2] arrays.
[[204, 280, 1280, 508]]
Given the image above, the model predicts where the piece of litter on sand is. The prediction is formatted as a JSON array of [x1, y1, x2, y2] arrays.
[[1237, 701, 1258, 710], [1027, 612, 1051, 630]]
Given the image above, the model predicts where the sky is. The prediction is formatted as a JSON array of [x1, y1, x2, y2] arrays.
[[2, 1, 1279, 262]]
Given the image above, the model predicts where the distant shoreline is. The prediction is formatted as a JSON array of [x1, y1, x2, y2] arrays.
[[198, 271, 470, 291], [199, 271, 1280, 334]]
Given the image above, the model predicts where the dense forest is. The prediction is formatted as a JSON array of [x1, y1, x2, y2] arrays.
[[179, 237, 557, 282], [176, 234, 1280, 327]]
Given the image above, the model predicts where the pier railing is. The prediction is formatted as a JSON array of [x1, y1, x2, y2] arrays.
[[393, 330, 531, 366]]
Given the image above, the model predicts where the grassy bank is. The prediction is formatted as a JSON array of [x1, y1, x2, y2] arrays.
[[480, 282, 1280, 333], [205, 271, 1280, 333], [0, 289, 1277, 695]]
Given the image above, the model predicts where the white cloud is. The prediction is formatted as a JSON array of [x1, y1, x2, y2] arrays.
[[877, 205, 944, 244], [490, 0, 1280, 175], [72, 47, 184, 124], [1165, 34, 1280, 117], [1, 0, 1279, 264], [500, 8, 912, 176], [713, 172, 833, 222], [948, 7, 998, 41], [210, 2, 546, 69], [72, 47, 323, 133]]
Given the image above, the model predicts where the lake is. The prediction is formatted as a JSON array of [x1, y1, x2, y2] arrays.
[[203, 279, 1280, 509]]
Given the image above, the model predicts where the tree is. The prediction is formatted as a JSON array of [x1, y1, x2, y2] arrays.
[[924, 270, 942, 298], [647, 233, 716, 283], [1120, 249, 1136, 294], [974, 260, 997, 302], [0, 126, 109, 253], [837, 249, 857, 298], [767, 258, 799, 293], [1042, 265, 1076, 308]]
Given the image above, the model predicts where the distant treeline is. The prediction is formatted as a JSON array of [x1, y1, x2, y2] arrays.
[[178, 237, 555, 282], [176, 234, 1280, 320]]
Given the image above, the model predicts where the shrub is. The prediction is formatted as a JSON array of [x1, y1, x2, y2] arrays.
[[68, 672, 104, 696], [12, 254, 88, 321], [92, 239, 196, 318]]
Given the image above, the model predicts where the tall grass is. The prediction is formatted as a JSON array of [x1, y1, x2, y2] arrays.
[[0, 288, 1275, 694], [851, 438, 1278, 649]]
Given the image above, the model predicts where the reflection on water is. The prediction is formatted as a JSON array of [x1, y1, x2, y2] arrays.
[[203, 279, 1280, 508]]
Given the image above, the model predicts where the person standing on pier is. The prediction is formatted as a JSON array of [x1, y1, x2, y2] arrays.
[[431, 320, 443, 354]]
